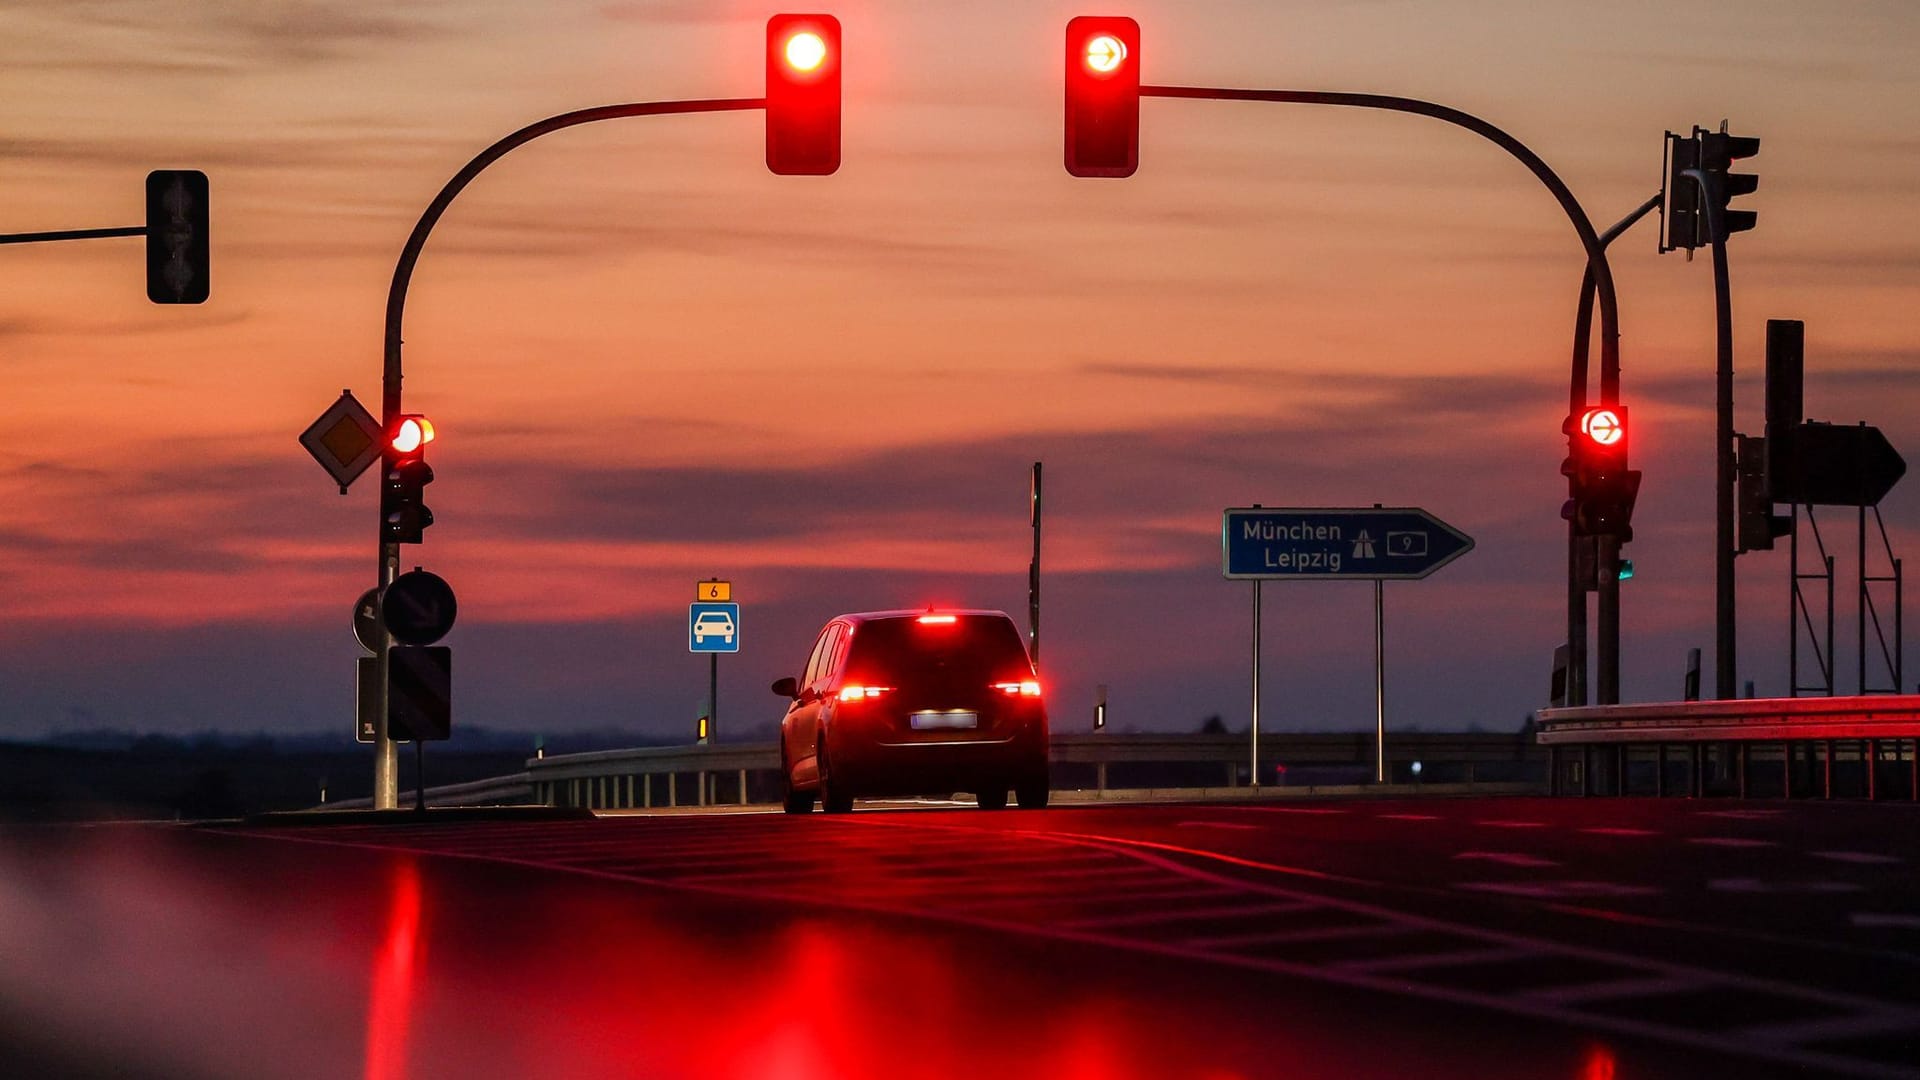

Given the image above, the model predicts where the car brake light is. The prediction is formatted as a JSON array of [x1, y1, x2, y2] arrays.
[[917, 614, 957, 625], [839, 685, 892, 702], [991, 680, 1043, 697]]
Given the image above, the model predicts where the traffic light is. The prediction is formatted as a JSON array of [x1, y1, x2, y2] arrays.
[[1736, 434, 1790, 554], [1064, 16, 1140, 178], [766, 14, 840, 176], [1659, 131, 1700, 252], [145, 169, 209, 304], [1700, 128, 1760, 241], [1561, 406, 1642, 541], [381, 415, 435, 545]]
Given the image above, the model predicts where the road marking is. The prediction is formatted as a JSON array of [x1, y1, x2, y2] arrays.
[[1811, 851, 1903, 866], [1454, 851, 1560, 868], [1709, 878, 1865, 894], [1850, 913, 1920, 930], [1699, 809, 1784, 820], [1529, 975, 1708, 1005], [1187, 922, 1409, 950], [1177, 821, 1261, 831], [1581, 827, 1658, 837], [1335, 945, 1537, 975], [1377, 813, 1439, 821], [1225, 806, 1348, 816], [1062, 900, 1316, 931], [1460, 881, 1661, 899], [1733, 1012, 1920, 1047], [1688, 837, 1777, 848], [1476, 820, 1546, 828]]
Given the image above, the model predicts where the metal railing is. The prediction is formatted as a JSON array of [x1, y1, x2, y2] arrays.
[[324, 732, 1546, 812]]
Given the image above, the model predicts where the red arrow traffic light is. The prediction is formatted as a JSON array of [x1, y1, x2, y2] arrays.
[[1064, 16, 1140, 178], [766, 14, 841, 176]]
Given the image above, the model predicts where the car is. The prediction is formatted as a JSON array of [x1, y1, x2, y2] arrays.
[[692, 610, 735, 644], [772, 609, 1050, 813]]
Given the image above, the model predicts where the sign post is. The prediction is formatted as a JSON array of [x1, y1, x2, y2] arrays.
[[1223, 506, 1475, 784], [691, 580, 738, 742]]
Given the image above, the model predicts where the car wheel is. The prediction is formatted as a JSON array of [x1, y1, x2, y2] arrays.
[[977, 787, 1008, 811], [818, 741, 854, 814], [1015, 782, 1050, 810], [782, 788, 815, 814]]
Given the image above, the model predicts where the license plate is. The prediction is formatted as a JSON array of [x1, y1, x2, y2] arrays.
[[910, 710, 978, 731]]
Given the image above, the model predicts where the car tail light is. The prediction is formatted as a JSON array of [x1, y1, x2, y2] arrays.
[[916, 613, 957, 625], [839, 685, 892, 702], [991, 680, 1043, 697]]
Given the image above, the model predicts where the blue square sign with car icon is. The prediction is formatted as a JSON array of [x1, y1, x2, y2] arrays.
[[689, 603, 740, 653]]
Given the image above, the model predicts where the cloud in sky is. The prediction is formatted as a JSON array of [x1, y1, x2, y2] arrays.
[[2, 0, 1919, 740]]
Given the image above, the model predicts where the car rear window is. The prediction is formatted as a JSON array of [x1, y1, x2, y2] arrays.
[[843, 615, 1031, 692]]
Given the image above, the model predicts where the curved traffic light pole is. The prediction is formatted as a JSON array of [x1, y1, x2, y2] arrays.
[[370, 97, 764, 809], [1141, 85, 1626, 405], [1142, 85, 1633, 711], [1567, 193, 1662, 708], [1683, 166, 1738, 703]]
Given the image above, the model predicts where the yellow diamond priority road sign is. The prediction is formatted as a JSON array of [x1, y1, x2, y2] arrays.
[[300, 390, 382, 494]]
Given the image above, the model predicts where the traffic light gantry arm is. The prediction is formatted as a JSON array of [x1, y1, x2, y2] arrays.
[[378, 97, 764, 421], [1139, 83, 1626, 407]]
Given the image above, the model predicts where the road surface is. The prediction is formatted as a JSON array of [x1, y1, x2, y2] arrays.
[[2, 796, 1915, 1078]]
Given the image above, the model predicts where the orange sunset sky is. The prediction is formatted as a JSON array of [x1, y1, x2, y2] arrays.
[[3, 1, 1918, 740]]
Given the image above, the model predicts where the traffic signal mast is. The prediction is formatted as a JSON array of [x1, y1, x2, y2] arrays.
[[381, 415, 435, 545]]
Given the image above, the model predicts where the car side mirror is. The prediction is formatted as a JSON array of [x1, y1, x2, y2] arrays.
[[771, 676, 798, 699]]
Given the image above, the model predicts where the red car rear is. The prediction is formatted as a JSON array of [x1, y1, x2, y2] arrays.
[[773, 610, 1050, 812]]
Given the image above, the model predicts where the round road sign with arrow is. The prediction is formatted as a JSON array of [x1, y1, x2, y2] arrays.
[[382, 570, 458, 646]]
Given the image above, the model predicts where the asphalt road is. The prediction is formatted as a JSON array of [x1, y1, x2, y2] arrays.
[[2, 795, 1916, 1079]]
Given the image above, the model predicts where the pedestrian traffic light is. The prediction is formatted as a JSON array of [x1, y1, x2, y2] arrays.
[[1736, 434, 1789, 554], [1699, 128, 1759, 241], [1064, 16, 1140, 178], [1561, 406, 1642, 541], [766, 14, 840, 176], [382, 415, 435, 545], [145, 169, 209, 304]]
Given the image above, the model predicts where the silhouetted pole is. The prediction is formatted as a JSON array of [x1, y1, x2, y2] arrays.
[[1029, 461, 1043, 665], [371, 98, 762, 808]]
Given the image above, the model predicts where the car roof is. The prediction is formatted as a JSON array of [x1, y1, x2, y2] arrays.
[[830, 609, 1013, 625]]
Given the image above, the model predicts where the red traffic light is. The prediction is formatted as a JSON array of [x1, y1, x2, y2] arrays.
[[390, 415, 435, 456], [1579, 407, 1624, 448], [1065, 16, 1140, 178], [766, 14, 841, 176]]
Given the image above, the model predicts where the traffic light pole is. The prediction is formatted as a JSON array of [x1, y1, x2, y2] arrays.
[[1029, 461, 1043, 665], [370, 97, 763, 809], [1569, 194, 1662, 706], [1684, 168, 1738, 700]]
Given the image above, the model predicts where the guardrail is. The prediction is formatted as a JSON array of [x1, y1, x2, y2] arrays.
[[324, 732, 1546, 812], [522, 732, 1543, 810], [1537, 695, 1920, 800]]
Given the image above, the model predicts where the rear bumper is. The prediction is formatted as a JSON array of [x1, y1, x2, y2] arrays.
[[828, 716, 1048, 796]]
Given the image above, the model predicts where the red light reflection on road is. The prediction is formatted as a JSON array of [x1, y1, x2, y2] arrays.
[[1582, 1043, 1618, 1080], [365, 858, 423, 1080]]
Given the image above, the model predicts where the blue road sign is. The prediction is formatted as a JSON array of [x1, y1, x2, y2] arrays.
[[689, 602, 740, 653], [1222, 507, 1474, 581]]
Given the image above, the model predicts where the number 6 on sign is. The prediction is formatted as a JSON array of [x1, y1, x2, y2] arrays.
[[697, 580, 732, 602]]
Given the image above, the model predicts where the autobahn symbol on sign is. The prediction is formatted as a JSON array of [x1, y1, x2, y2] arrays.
[[690, 602, 740, 653], [1222, 507, 1475, 580]]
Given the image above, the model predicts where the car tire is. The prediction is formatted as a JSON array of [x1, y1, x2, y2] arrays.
[[1015, 782, 1050, 810], [818, 741, 854, 814], [977, 788, 1008, 811], [782, 787, 815, 814]]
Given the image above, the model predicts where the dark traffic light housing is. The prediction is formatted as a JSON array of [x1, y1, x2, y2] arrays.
[[1661, 127, 1758, 251], [1561, 406, 1642, 542], [766, 14, 841, 176], [1736, 434, 1790, 554], [1064, 16, 1140, 178], [145, 169, 209, 304], [381, 415, 435, 545]]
